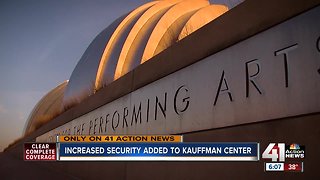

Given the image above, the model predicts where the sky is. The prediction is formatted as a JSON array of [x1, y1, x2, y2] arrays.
[[0, 0, 242, 152]]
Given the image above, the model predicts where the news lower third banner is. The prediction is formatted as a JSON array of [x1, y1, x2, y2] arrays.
[[58, 142, 258, 161], [24, 135, 259, 161]]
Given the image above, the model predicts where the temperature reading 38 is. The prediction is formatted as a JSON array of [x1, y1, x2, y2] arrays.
[[288, 163, 298, 170]]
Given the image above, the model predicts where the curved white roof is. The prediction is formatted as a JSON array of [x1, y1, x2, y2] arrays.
[[25, 0, 228, 135]]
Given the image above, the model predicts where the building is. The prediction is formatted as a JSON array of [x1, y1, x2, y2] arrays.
[[4, 0, 320, 179]]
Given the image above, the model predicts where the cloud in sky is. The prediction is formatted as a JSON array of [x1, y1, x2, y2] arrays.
[[0, 89, 47, 152], [0, 104, 8, 114]]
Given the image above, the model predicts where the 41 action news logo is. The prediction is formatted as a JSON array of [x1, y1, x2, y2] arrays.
[[262, 143, 305, 162]]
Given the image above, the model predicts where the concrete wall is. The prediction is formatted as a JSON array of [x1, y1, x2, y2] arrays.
[[3, 0, 320, 179], [36, 5, 320, 140]]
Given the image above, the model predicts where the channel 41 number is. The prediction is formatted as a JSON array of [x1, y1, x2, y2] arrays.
[[104, 136, 114, 141], [262, 143, 285, 162]]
